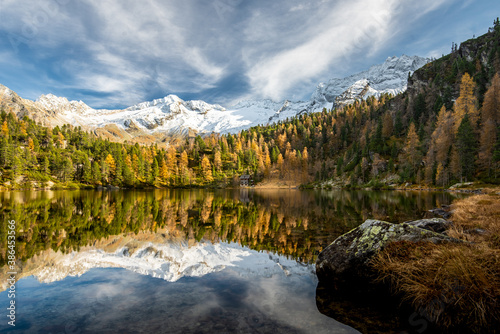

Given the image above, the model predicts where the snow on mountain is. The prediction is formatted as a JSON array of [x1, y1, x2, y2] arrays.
[[3, 55, 429, 141], [28, 241, 315, 285], [311, 55, 430, 108], [33, 93, 254, 136]]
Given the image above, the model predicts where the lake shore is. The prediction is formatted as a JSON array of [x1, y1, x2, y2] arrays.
[[371, 193, 500, 332]]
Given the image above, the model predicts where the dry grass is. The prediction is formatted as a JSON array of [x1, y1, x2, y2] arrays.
[[372, 194, 500, 332]]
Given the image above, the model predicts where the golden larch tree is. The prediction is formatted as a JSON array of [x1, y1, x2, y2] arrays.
[[402, 123, 421, 173], [201, 155, 213, 182], [478, 119, 497, 174], [1, 120, 9, 137], [481, 72, 500, 124], [104, 154, 116, 179], [453, 73, 478, 132]]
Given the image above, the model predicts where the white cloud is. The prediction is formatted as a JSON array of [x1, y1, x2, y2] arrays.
[[242, 0, 453, 101], [0, 0, 475, 107], [245, 0, 396, 100]]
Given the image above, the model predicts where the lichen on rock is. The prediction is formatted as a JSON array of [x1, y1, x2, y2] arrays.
[[316, 219, 461, 289]]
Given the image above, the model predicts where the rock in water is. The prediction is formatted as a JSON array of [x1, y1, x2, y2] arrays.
[[316, 219, 461, 289]]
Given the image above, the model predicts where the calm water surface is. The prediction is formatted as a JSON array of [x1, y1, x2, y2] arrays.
[[0, 189, 464, 333]]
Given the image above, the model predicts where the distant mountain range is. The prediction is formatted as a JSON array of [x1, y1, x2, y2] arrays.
[[0, 55, 429, 144]]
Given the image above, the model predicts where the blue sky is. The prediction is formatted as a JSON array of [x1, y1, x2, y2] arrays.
[[0, 0, 498, 109]]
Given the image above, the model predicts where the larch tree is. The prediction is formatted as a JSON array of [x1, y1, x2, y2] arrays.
[[435, 163, 447, 187], [104, 154, 116, 182], [401, 123, 421, 176], [214, 150, 222, 172], [434, 106, 454, 165], [453, 73, 478, 132], [1, 120, 9, 137], [201, 155, 213, 182], [382, 111, 393, 138], [481, 73, 500, 124], [456, 114, 477, 181], [478, 119, 497, 176]]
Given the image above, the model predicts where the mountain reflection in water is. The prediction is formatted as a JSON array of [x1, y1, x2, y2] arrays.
[[0, 189, 463, 333]]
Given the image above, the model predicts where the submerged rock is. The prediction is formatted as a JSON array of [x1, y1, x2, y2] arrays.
[[404, 218, 451, 233], [316, 219, 461, 288]]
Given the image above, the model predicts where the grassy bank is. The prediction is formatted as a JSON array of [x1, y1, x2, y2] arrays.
[[372, 194, 500, 332]]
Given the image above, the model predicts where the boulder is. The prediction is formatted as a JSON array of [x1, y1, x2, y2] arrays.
[[428, 208, 452, 219], [316, 220, 461, 288], [404, 218, 451, 233]]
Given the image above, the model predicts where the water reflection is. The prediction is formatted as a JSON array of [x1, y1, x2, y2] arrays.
[[0, 189, 462, 269], [0, 189, 464, 333]]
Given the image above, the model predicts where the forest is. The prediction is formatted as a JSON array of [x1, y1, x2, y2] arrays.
[[0, 21, 499, 190]]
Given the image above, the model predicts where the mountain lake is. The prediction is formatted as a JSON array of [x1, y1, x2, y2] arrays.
[[0, 189, 466, 333]]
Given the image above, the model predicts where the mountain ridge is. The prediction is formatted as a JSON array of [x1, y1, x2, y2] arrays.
[[0, 55, 429, 144]]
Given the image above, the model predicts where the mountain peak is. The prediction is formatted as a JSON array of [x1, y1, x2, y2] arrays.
[[311, 55, 430, 108]]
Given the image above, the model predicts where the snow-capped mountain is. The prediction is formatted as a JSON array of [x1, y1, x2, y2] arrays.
[[311, 55, 430, 108], [0, 235, 314, 290], [0, 55, 429, 143]]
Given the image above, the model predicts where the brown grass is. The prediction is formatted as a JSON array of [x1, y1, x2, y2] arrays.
[[372, 194, 500, 332]]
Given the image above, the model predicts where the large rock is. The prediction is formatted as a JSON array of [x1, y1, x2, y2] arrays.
[[404, 218, 451, 233], [316, 219, 461, 289]]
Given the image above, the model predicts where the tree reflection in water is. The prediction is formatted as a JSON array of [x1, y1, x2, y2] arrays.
[[0, 189, 463, 267]]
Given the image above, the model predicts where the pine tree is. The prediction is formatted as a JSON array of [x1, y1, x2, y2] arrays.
[[91, 161, 101, 185], [42, 156, 50, 174], [382, 111, 393, 138], [11, 155, 22, 178], [151, 158, 159, 185], [82, 159, 92, 184]]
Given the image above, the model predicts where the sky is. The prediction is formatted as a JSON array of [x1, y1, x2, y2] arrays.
[[0, 0, 498, 109]]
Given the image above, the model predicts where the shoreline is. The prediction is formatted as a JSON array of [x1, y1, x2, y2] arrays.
[[317, 192, 500, 333]]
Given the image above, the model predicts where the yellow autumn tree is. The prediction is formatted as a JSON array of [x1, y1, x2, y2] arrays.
[[401, 123, 421, 174], [481, 72, 500, 124], [454, 73, 478, 132], [57, 132, 65, 148], [1, 120, 9, 137], [214, 150, 222, 172], [201, 155, 213, 182], [435, 163, 447, 187], [160, 161, 169, 183], [28, 137, 35, 151], [479, 119, 497, 175], [19, 121, 27, 138], [104, 154, 116, 179]]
